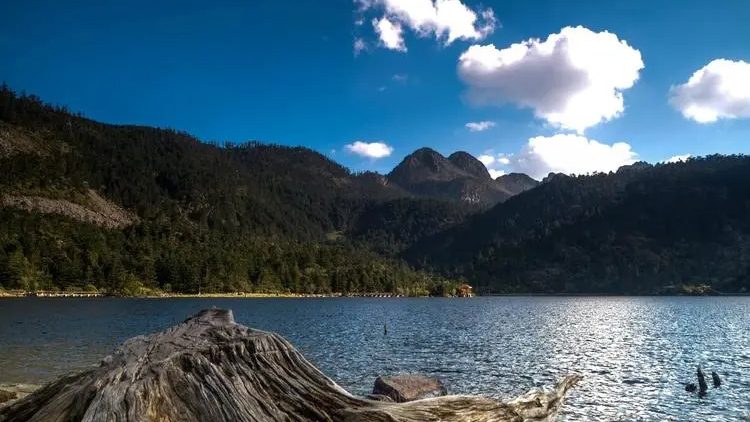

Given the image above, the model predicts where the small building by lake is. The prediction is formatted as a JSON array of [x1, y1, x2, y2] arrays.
[[456, 284, 474, 297]]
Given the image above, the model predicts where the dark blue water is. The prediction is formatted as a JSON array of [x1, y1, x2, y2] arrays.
[[1, 297, 748, 421]]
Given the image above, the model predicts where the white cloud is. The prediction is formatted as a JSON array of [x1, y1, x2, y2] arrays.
[[478, 151, 511, 177], [465, 121, 496, 131], [670, 59, 750, 123], [345, 141, 394, 159], [373, 17, 406, 51], [488, 168, 506, 179], [392, 73, 408, 82], [507, 134, 637, 179], [353, 38, 367, 56], [477, 154, 495, 166], [458, 26, 644, 133], [357, 0, 495, 51], [663, 154, 691, 163]]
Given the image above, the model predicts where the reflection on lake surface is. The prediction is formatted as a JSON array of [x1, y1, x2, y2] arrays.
[[0, 297, 748, 420]]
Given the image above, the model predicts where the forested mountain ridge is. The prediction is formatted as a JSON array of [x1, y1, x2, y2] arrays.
[[404, 156, 750, 295], [0, 85, 475, 295], [4, 85, 749, 297]]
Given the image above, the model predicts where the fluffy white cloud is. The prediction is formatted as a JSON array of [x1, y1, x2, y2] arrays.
[[373, 17, 406, 51], [465, 121, 495, 131], [669, 59, 750, 123], [488, 169, 506, 179], [353, 38, 367, 56], [458, 26, 644, 133], [345, 141, 394, 159], [358, 0, 495, 51], [507, 134, 637, 179], [477, 154, 495, 166], [478, 151, 511, 177], [663, 154, 691, 163]]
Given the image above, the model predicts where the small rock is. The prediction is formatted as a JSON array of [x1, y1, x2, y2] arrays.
[[0, 389, 17, 404], [372, 375, 447, 403], [366, 394, 394, 402], [0, 384, 40, 409], [697, 367, 708, 394], [712, 371, 722, 388]]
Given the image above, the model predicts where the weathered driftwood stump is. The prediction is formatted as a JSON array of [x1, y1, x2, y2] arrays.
[[0, 309, 581, 422]]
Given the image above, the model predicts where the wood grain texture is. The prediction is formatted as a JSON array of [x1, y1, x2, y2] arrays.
[[0, 309, 581, 422]]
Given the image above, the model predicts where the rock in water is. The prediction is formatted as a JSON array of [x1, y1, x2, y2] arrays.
[[373, 375, 446, 402], [697, 367, 708, 395], [0, 386, 38, 411], [0, 309, 581, 422], [712, 371, 722, 388], [0, 391, 16, 405]]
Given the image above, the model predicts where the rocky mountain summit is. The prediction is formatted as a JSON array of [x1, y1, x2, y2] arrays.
[[387, 148, 535, 206]]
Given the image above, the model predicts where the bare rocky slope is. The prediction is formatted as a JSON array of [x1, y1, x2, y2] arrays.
[[1, 189, 137, 229]]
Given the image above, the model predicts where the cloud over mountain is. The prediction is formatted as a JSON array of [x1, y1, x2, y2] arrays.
[[663, 154, 691, 163], [670, 59, 750, 123], [507, 134, 637, 179], [458, 26, 643, 133], [345, 141, 395, 159]]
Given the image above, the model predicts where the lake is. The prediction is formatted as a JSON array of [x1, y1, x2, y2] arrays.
[[0, 297, 748, 421]]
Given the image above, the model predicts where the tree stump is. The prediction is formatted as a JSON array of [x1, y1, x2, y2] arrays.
[[0, 309, 581, 422]]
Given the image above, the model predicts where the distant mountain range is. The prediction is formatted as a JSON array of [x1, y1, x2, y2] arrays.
[[2, 85, 750, 295]]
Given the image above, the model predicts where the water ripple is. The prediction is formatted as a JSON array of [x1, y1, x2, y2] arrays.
[[0, 297, 749, 421]]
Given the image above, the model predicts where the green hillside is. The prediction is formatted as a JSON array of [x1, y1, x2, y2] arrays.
[[0, 85, 467, 296]]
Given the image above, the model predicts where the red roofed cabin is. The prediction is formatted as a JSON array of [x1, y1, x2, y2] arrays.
[[456, 283, 474, 297]]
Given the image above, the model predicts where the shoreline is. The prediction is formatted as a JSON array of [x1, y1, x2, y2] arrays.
[[2, 290, 750, 298], [0, 291, 416, 298]]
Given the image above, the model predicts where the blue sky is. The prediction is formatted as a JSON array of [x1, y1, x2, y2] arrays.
[[2, 0, 749, 178]]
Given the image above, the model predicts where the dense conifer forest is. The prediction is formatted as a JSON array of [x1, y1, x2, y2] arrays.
[[405, 158, 750, 294], [0, 85, 465, 296]]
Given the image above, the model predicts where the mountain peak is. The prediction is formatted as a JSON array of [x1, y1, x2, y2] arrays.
[[387, 148, 534, 206], [448, 151, 492, 180], [495, 173, 539, 196], [387, 147, 456, 185]]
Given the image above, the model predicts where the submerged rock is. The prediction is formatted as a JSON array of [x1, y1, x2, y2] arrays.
[[697, 367, 708, 396], [712, 371, 722, 388], [373, 375, 446, 402], [0, 385, 38, 411], [0, 309, 581, 422], [0, 391, 15, 405]]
